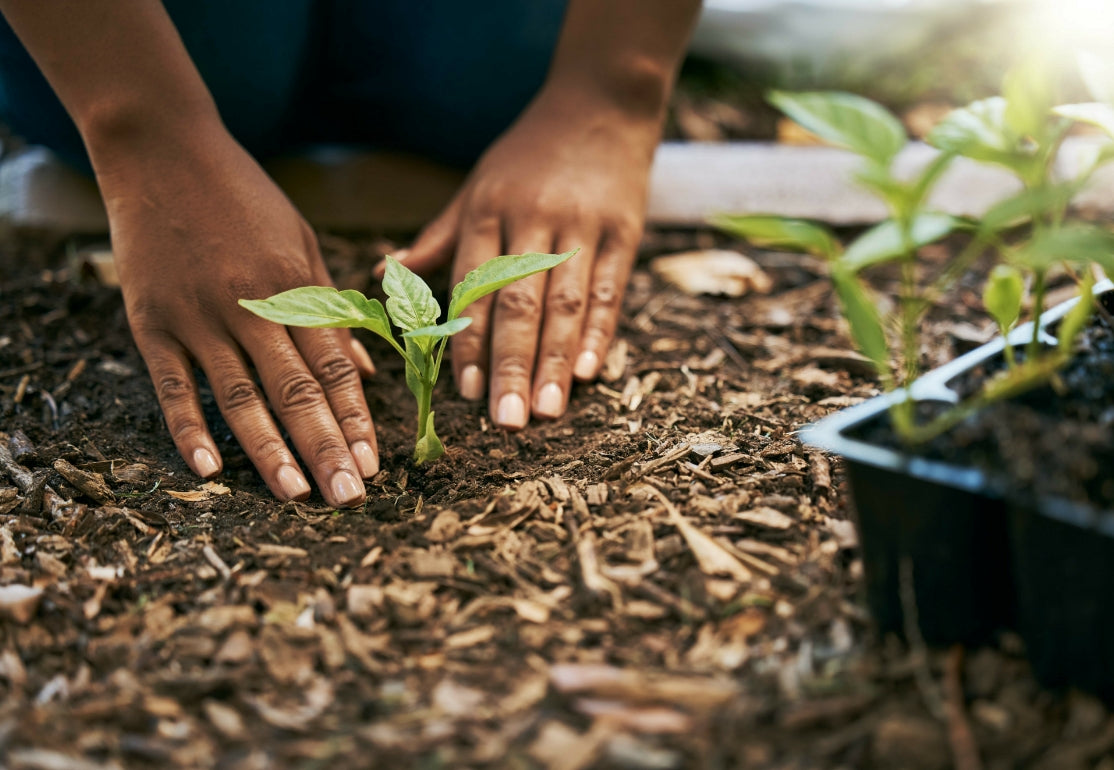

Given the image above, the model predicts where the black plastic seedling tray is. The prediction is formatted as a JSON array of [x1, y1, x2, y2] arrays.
[[801, 283, 1114, 700]]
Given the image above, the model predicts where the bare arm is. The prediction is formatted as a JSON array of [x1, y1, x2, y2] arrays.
[[0, 1, 219, 162], [0, 2, 379, 508], [403, 0, 702, 428]]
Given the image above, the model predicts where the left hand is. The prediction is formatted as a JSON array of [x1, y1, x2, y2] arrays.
[[395, 82, 661, 429]]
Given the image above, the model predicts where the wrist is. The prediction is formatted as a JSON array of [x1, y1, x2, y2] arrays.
[[80, 92, 224, 172], [545, 54, 675, 123]]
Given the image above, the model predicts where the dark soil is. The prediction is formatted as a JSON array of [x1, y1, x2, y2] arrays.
[[2, 224, 1113, 769], [854, 287, 1114, 511]]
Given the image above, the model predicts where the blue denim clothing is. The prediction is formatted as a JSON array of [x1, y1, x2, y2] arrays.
[[0, 0, 567, 172]]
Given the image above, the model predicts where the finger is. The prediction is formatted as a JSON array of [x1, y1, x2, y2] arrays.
[[298, 227, 376, 381], [532, 233, 596, 419], [238, 324, 366, 508], [193, 340, 314, 504], [134, 330, 223, 479], [575, 226, 639, 381], [450, 211, 503, 402], [488, 226, 554, 430], [348, 337, 376, 379], [290, 326, 380, 479], [375, 194, 463, 279]]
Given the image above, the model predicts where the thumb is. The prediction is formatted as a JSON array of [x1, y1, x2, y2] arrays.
[[376, 194, 463, 279]]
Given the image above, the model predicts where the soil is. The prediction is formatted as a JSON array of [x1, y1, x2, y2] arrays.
[[2, 224, 1113, 770], [936, 306, 1114, 510], [852, 286, 1114, 511]]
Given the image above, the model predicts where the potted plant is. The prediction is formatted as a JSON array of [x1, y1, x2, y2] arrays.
[[715, 57, 1114, 700]]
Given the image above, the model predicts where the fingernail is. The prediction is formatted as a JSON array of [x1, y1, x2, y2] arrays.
[[330, 469, 365, 507], [460, 365, 485, 400], [277, 464, 311, 501], [496, 393, 527, 429], [349, 339, 376, 376], [534, 382, 564, 418], [574, 350, 599, 380], [192, 447, 220, 477], [393, 248, 411, 262], [350, 440, 379, 478]]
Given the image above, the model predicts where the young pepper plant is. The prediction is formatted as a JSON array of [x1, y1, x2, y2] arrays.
[[239, 250, 576, 464], [713, 89, 963, 439], [925, 54, 1114, 415]]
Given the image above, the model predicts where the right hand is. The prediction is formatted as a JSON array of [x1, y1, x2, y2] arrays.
[[93, 124, 378, 508]]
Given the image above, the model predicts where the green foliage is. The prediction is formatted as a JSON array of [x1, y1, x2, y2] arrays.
[[983, 265, 1024, 333], [708, 215, 838, 259], [1058, 272, 1096, 355], [717, 57, 1114, 445], [240, 249, 576, 464], [983, 265, 1024, 366], [768, 90, 907, 165], [841, 214, 963, 274]]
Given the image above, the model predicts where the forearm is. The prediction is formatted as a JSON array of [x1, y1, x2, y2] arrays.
[[0, 1, 222, 164], [544, 0, 703, 119]]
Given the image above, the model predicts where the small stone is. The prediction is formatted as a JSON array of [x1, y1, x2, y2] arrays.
[[346, 584, 383, 619], [203, 699, 246, 740], [426, 510, 462, 543], [688, 443, 723, 459], [0, 584, 43, 623]]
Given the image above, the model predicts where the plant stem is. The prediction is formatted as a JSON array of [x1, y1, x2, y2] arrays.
[[1028, 268, 1046, 360], [416, 378, 433, 449]]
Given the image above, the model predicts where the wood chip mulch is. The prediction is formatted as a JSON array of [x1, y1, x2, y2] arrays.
[[0, 229, 1110, 769]]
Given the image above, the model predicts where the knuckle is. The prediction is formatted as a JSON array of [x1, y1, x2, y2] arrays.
[[540, 348, 573, 370], [452, 330, 485, 362], [154, 371, 194, 405], [493, 351, 533, 382], [313, 352, 359, 390], [336, 411, 371, 436], [548, 285, 586, 317], [246, 435, 288, 465], [589, 281, 622, 310], [276, 371, 326, 411], [305, 434, 350, 467], [220, 377, 262, 412], [169, 418, 206, 445], [470, 179, 510, 213], [609, 214, 644, 245], [495, 285, 542, 319]]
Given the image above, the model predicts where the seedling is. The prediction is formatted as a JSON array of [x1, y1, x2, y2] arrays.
[[715, 60, 1114, 444], [713, 89, 964, 438], [239, 250, 576, 464]]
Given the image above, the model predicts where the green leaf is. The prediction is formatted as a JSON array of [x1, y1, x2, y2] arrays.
[[710, 214, 839, 259], [414, 411, 446, 464], [402, 317, 472, 340], [978, 183, 1077, 233], [983, 265, 1024, 332], [841, 213, 962, 273], [1003, 57, 1055, 141], [1053, 102, 1114, 139], [831, 266, 890, 379], [382, 256, 441, 332], [238, 286, 395, 341], [1012, 224, 1114, 272], [927, 97, 1023, 169], [447, 250, 576, 320], [1058, 272, 1096, 354], [907, 150, 957, 213], [768, 90, 907, 165]]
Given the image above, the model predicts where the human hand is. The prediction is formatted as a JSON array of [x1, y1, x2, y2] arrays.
[[95, 128, 378, 507], [395, 83, 661, 429]]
